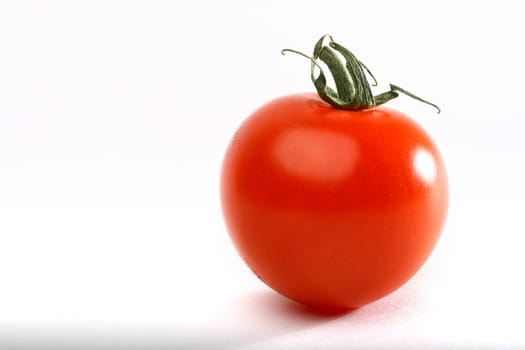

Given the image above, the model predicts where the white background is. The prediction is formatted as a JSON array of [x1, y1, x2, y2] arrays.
[[1, 1, 524, 349]]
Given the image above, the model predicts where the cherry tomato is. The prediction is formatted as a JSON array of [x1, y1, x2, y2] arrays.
[[221, 93, 448, 310], [221, 35, 448, 310]]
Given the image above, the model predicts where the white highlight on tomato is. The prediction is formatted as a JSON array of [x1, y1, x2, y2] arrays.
[[273, 127, 358, 182], [414, 148, 437, 184]]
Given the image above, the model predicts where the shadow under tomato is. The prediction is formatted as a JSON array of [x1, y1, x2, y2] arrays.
[[212, 290, 353, 348], [275, 295, 354, 319]]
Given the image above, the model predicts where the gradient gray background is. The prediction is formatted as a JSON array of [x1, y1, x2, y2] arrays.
[[1, 0, 523, 349]]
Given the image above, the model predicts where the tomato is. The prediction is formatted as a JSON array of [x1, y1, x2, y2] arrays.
[[220, 36, 448, 310]]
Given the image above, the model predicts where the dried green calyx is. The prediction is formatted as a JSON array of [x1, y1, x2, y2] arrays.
[[282, 35, 440, 113]]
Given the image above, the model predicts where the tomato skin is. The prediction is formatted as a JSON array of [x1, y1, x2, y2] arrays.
[[221, 93, 448, 310]]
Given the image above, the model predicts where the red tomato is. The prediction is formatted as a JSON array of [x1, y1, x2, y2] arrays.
[[220, 93, 448, 310]]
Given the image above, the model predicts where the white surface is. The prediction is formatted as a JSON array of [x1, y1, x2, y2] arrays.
[[1, 1, 524, 349]]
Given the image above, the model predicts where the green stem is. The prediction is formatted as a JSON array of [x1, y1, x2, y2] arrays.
[[282, 35, 441, 114], [318, 47, 354, 102]]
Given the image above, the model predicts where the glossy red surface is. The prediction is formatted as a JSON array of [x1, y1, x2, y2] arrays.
[[221, 93, 449, 310]]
